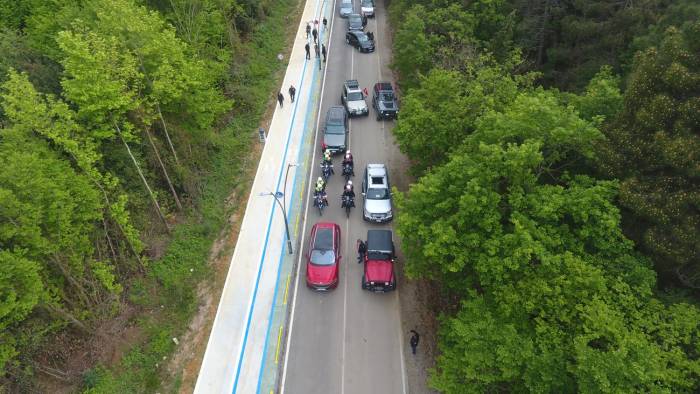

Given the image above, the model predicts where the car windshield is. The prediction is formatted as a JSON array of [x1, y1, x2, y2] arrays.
[[366, 187, 389, 199], [347, 91, 363, 101], [310, 249, 336, 266], [326, 124, 345, 134], [349, 16, 361, 24], [381, 93, 394, 101], [362, 0, 373, 6], [311, 229, 335, 266], [357, 34, 369, 43], [367, 251, 391, 260]]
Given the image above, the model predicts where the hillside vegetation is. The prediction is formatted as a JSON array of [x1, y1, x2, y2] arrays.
[[0, 0, 297, 391], [389, 0, 700, 391]]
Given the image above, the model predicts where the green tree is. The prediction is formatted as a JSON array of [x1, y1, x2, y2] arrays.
[[392, 5, 431, 89], [598, 22, 700, 287], [0, 250, 43, 371], [393, 58, 533, 173]]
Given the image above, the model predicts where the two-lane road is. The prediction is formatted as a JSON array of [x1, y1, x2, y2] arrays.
[[282, 1, 407, 393]]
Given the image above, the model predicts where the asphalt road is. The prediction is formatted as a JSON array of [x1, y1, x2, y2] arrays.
[[281, 1, 408, 393]]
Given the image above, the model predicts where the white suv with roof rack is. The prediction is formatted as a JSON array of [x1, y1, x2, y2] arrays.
[[362, 164, 393, 222], [341, 79, 369, 117]]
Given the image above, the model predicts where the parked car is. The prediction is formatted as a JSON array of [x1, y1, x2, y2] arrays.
[[341, 79, 369, 116], [362, 164, 392, 222], [372, 82, 399, 120], [361, 0, 375, 17], [361, 230, 396, 292], [322, 106, 348, 154], [345, 31, 375, 53], [346, 13, 367, 31], [339, 0, 353, 17], [306, 222, 341, 290]]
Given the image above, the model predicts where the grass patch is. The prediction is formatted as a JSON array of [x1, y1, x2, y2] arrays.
[[81, 0, 300, 392]]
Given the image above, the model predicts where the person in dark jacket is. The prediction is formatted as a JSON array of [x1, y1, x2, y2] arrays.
[[277, 92, 284, 107], [312, 27, 318, 43], [306, 23, 311, 39], [357, 239, 367, 263], [289, 85, 296, 102], [409, 330, 420, 355], [305, 42, 310, 59], [322, 44, 327, 62]]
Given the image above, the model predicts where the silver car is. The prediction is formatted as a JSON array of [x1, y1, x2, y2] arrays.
[[339, 0, 353, 18], [361, 0, 374, 17], [362, 164, 393, 222]]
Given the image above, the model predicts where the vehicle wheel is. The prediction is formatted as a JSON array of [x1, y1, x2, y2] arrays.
[[376, 114, 381, 121], [345, 37, 350, 44], [361, 275, 367, 289]]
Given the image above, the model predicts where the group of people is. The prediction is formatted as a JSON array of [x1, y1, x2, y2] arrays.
[[314, 150, 355, 209]]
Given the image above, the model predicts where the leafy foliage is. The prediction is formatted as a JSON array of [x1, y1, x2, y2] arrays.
[[396, 89, 700, 391], [598, 22, 700, 287]]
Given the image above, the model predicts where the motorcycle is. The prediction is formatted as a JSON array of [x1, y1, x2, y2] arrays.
[[314, 192, 327, 216], [342, 162, 354, 181], [321, 162, 333, 181], [341, 194, 354, 218]]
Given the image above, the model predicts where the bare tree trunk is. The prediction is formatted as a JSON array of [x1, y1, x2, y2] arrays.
[[65, 151, 144, 266], [156, 103, 180, 166], [536, 0, 551, 67], [115, 123, 170, 232], [51, 255, 92, 308], [145, 127, 183, 211], [43, 304, 90, 333]]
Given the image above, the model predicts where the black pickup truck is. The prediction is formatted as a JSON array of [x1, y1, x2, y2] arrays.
[[372, 82, 399, 121]]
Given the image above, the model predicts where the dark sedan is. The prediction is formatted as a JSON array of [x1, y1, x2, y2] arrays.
[[346, 31, 375, 53]]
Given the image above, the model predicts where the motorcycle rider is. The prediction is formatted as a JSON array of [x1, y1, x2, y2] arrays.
[[315, 176, 326, 194], [342, 181, 356, 208], [342, 150, 354, 176], [323, 149, 332, 165], [322, 149, 334, 175]]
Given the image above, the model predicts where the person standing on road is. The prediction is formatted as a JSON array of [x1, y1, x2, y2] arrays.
[[288, 84, 296, 103], [306, 23, 311, 39], [305, 42, 310, 59], [312, 27, 318, 44], [277, 92, 284, 107], [314, 43, 320, 58], [409, 330, 420, 355], [357, 239, 367, 263], [322, 44, 327, 62]]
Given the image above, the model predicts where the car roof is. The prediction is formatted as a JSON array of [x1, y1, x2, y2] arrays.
[[312, 222, 336, 250], [367, 163, 387, 177], [327, 106, 345, 122], [367, 230, 392, 252], [374, 82, 393, 92], [345, 79, 359, 89]]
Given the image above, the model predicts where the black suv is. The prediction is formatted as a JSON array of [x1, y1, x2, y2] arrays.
[[322, 106, 348, 154], [372, 82, 399, 120], [346, 13, 367, 31], [345, 31, 375, 53]]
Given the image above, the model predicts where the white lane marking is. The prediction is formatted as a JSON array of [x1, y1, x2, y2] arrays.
[[339, 25, 356, 394], [280, 0, 337, 391]]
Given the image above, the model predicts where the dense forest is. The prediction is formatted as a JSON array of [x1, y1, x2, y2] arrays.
[[0, 0, 297, 391], [389, 0, 700, 392]]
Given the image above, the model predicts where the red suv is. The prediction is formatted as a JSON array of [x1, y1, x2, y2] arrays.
[[361, 230, 396, 292], [306, 222, 342, 291]]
